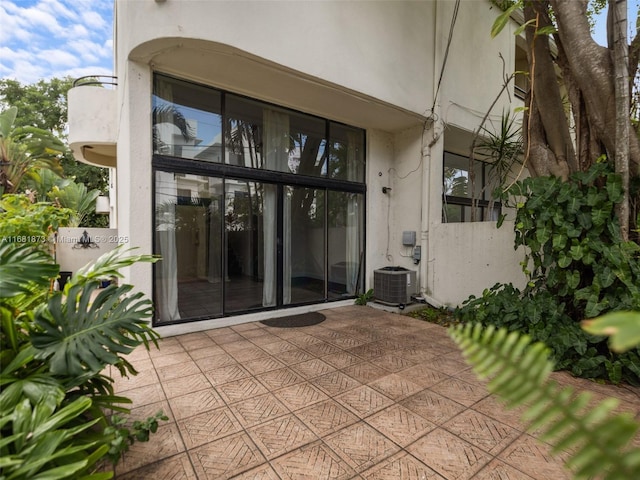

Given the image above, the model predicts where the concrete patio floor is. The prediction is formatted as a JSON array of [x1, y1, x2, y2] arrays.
[[108, 305, 640, 479]]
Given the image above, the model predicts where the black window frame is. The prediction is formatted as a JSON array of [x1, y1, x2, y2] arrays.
[[442, 151, 501, 223], [151, 73, 367, 326]]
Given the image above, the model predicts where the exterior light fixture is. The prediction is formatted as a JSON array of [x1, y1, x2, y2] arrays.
[[96, 195, 110, 214]]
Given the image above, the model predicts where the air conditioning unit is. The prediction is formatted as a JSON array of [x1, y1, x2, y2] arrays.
[[373, 267, 417, 307]]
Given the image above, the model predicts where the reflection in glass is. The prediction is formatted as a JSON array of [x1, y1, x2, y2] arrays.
[[328, 123, 364, 182], [153, 75, 223, 162], [154, 171, 224, 323], [286, 186, 325, 304], [225, 94, 328, 176], [224, 180, 277, 312], [328, 191, 364, 298]]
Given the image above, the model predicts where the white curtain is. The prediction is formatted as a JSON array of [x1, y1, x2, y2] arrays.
[[345, 131, 361, 295], [156, 171, 181, 322], [262, 109, 290, 306]]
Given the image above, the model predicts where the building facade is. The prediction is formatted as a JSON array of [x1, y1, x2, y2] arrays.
[[68, 0, 528, 335]]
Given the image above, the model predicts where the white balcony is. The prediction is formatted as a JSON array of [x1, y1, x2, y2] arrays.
[[68, 77, 117, 168]]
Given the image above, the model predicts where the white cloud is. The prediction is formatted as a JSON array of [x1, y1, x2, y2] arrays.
[[68, 23, 90, 39], [0, 0, 113, 84], [81, 10, 107, 31], [38, 49, 81, 68]]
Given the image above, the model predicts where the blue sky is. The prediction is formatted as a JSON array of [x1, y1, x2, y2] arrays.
[[0, 0, 113, 83], [0, 0, 637, 85]]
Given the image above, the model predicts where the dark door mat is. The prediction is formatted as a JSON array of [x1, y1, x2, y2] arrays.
[[261, 312, 326, 328]]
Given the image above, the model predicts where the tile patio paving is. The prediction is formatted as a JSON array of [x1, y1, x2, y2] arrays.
[[107, 305, 640, 479]]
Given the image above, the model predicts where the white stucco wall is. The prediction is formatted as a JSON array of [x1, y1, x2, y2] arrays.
[[55, 227, 120, 274], [115, 60, 154, 299], [429, 221, 526, 306], [116, 0, 434, 120], [110, 0, 528, 328], [438, 0, 520, 132]]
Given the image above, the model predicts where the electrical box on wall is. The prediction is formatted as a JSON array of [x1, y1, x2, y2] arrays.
[[413, 245, 421, 263], [402, 231, 416, 246]]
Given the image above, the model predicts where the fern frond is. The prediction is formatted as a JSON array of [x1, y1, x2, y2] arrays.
[[449, 323, 640, 480]]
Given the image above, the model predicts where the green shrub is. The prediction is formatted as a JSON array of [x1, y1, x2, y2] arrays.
[[455, 284, 640, 384], [455, 163, 640, 385], [0, 242, 164, 479]]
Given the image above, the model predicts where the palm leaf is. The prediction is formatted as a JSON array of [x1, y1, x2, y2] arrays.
[[0, 243, 58, 298], [449, 323, 640, 479], [31, 282, 157, 376], [69, 246, 158, 290]]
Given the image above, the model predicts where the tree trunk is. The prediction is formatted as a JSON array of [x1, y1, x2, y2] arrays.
[[612, 0, 630, 240], [550, 0, 640, 176], [523, 2, 574, 179]]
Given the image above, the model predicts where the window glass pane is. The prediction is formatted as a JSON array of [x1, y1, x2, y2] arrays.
[[328, 191, 364, 298], [288, 113, 327, 177], [286, 186, 325, 304], [225, 179, 277, 312], [443, 152, 486, 200], [442, 203, 463, 223], [444, 167, 469, 197], [328, 123, 365, 182], [153, 75, 222, 162], [225, 95, 328, 176], [225, 95, 264, 168], [154, 171, 224, 323]]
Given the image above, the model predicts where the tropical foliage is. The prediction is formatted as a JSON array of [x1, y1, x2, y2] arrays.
[[449, 312, 640, 480], [0, 242, 165, 479], [0, 106, 65, 195], [456, 163, 640, 384], [0, 194, 73, 252], [0, 79, 110, 227]]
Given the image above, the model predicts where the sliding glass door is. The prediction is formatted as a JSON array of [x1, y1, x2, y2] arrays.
[[224, 180, 276, 313], [152, 74, 365, 325]]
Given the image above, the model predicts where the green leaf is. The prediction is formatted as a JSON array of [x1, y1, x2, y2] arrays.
[[491, 4, 519, 38], [582, 311, 640, 353], [0, 106, 18, 138], [513, 18, 536, 36], [449, 323, 640, 479], [557, 254, 572, 269], [69, 246, 158, 290], [535, 25, 558, 36], [31, 283, 157, 376], [0, 243, 58, 298], [567, 270, 580, 290], [552, 234, 567, 250]]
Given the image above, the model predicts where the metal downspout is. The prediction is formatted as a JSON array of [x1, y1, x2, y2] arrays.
[[419, 0, 444, 308]]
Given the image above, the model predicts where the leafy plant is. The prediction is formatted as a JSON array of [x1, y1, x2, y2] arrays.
[[0, 194, 73, 250], [355, 288, 374, 305], [0, 106, 66, 195], [449, 315, 640, 479], [0, 242, 163, 479], [500, 162, 640, 318], [103, 411, 169, 463], [407, 305, 458, 327], [457, 163, 640, 384]]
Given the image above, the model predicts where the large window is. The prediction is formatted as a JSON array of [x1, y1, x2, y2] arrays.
[[442, 151, 501, 223], [152, 74, 366, 325]]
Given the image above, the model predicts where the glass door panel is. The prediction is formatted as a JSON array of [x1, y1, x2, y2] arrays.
[[327, 191, 364, 299], [285, 186, 325, 305], [154, 172, 224, 323], [225, 180, 277, 312]]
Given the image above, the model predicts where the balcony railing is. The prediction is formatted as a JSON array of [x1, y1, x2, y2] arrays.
[[68, 77, 118, 168], [72, 75, 118, 88]]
